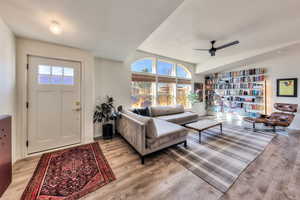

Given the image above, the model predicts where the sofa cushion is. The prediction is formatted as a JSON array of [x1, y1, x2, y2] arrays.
[[156, 112, 198, 125], [146, 119, 187, 149], [153, 119, 187, 138], [149, 105, 184, 117]]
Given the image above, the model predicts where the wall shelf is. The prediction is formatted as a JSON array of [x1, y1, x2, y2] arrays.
[[205, 68, 267, 118]]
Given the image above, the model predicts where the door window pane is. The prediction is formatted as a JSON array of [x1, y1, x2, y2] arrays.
[[157, 83, 175, 106], [52, 66, 63, 75], [38, 65, 51, 84], [51, 67, 63, 84], [64, 67, 74, 76], [63, 67, 74, 85], [157, 60, 174, 76], [38, 65, 74, 85], [177, 84, 192, 108], [39, 65, 51, 74], [131, 59, 153, 73], [131, 81, 155, 108]]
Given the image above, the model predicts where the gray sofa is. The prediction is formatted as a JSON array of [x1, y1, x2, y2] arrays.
[[116, 105, 199, 164]]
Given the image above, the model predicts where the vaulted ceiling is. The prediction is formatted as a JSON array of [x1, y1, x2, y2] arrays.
[[0, 0, 184, 61], [139, 0, 300, 72]]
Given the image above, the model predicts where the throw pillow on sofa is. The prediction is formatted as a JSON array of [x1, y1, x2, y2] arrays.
[[132, 107, 150, 116]]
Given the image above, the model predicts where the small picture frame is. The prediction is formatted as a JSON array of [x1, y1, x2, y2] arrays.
[[277, 78, 298, 97]]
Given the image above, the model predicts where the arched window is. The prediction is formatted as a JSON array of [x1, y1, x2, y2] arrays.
[[131, 58, 154, 74], [131, 58, 192, 108], [176, 64, 191, 79]]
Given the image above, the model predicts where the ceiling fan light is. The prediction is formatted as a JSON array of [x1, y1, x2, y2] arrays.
[[49, 21, 62, 35]]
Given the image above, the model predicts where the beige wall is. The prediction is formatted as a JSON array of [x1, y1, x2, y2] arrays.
[[217, 50, 300, 130], [16, 38, 95, 160], [0, 18, 16, 162]]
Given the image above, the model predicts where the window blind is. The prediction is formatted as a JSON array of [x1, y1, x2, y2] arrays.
[[132, 74, 156, 82]]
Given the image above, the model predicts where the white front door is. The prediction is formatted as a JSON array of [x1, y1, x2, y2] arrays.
[[27, 56, 81, 154]]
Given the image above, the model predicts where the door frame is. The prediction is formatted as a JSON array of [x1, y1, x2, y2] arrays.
[[25, 55, 84, 156]]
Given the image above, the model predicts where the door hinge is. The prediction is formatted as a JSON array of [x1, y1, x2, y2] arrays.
[[26, 140, 29, 147], [26, 102, 29, 109], [26, 64, 29, 70]]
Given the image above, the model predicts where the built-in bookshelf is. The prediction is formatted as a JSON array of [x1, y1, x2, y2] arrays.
[[205, 68, 267, 118]]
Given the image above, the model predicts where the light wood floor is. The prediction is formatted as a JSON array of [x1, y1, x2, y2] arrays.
[[2, 129, 300, 200]]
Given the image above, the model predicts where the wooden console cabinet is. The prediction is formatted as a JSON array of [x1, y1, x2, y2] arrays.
[[0, 115, 12, 197]]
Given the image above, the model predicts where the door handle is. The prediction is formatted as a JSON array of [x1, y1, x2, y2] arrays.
[[73, 108, 81, 112]]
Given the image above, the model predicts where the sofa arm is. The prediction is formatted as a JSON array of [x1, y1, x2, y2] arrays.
[[116, 113, 146, 155]]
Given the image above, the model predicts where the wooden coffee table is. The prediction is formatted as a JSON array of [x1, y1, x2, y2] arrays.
[[185, 119, 223, 143]]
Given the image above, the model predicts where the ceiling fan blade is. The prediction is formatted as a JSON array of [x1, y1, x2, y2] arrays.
[[194, 49, 209, 51], [216, 40, 239, 50]]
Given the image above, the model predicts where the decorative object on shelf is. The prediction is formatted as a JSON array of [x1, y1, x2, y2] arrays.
[[277, 78, 298, 97], [93, 96, 121, 139], [205, 68, 267, 118], [194, 82, 204, 102]]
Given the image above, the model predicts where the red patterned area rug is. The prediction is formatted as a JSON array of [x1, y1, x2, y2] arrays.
[[21, 142, 116, 200]]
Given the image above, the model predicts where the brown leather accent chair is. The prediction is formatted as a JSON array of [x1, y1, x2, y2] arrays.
[[244, 103, 298, 132]]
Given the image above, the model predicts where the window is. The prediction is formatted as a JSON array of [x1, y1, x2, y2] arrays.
[[131, 81, 155, 108], [177, 84, 192, 108], [157, 82, 175, 106], [157, 60, 174, 76], [131, 58, 192, 108], [176, 64, 191, 79], [38, 65, 74, 85], [131, 58, 154, 74]]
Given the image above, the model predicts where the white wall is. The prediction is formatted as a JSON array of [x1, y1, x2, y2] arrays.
[[0, 18, 16, 162], [217, 50, 300, 130], [16, 38, 95, 160], [95, 58, 131, 108]]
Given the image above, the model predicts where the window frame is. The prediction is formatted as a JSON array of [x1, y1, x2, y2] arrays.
[[176, 64, 192, 79], [38, 65, 75, 85], [131, 57, 155, 74], [131, 57, 193, 108]]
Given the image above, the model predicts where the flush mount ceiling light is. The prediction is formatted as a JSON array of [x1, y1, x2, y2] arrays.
[[49, 21, 62, 35]]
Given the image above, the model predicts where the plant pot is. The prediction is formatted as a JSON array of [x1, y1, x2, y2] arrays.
[[102, 123, 113, 140]]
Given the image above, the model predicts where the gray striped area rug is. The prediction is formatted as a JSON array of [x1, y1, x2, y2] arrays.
[[165, 125, 275, 193]]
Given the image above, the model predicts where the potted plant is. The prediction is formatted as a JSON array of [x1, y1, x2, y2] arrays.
[[93, 96, 120, 139], [188, 92, 200, 105]]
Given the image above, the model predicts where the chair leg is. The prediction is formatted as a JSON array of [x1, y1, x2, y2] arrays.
[[141, 156, 145, 165], [184, 140, 188, 148]]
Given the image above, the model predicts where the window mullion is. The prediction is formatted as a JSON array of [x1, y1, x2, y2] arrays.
[[154, 57, 158, 106]]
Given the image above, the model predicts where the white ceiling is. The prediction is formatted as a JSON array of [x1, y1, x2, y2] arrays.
[[0, 0, 184, 61], [139, 0, 300, 70]]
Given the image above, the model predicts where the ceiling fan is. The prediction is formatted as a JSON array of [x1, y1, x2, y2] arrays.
[[194, 40, 239, 56]]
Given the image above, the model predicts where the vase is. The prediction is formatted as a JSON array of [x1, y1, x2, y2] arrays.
[[102, 123, 113, 139]]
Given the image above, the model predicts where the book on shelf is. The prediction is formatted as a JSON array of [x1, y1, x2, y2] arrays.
[[205, 68, 267, 116]]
